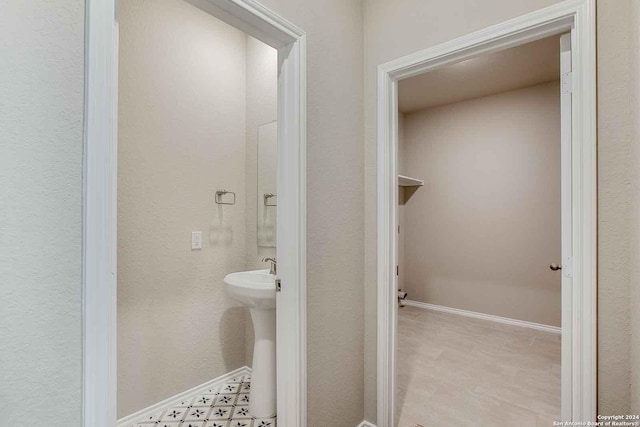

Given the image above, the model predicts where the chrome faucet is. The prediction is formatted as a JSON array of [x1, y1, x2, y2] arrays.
[[262, 257, 277, 275]]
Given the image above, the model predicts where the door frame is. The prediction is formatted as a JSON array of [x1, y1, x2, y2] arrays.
[[83, 1, 307, 426], [376, 0, 596, 425]]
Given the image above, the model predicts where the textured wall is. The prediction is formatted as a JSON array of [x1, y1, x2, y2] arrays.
[[400, 82, 562, 326], [0, 0, 84, 425], [365, 0, 640, 421], [631, 0, 640, 413], [597, 0, 638, 415], [254, 0, 365, 425], [117, 0, 249, 416], [363, 0, 563, 421]]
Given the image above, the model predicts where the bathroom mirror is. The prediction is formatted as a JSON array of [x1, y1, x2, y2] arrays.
[[257, 121, 277, 247]]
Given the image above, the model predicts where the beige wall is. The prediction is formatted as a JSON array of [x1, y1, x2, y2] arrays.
[[117, 0, 250, 416], [597, 0, 639, 415], [400, 82, 561, 326], [255, 0, 365, 425], [631, 0, 640, 413], [365, 0, 640, 421], [0, 0, 84, 424]]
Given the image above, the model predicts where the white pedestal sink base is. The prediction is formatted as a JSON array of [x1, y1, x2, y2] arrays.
[[223, 270, 277, 418], [249, 307, 276, 418]]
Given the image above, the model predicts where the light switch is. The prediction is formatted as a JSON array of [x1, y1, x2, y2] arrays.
[[191, 231, 202, 250]]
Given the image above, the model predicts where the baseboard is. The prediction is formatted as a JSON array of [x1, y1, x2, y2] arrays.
[[404, 300, 561, 334], [357, 421, 377, 427], [117, 366, 252, 426]]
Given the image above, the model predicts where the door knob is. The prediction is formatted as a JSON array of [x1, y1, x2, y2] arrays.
[[549, 263, 562, 271]]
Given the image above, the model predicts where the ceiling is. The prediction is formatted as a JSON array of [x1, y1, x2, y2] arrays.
[[398, 35, 561, 113]]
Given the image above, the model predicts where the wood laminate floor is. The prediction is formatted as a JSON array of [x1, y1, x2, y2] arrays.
[[396, 306, 561, 427]]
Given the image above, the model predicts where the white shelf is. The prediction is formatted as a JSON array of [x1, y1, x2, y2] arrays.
[[398, 174, 424, 187]]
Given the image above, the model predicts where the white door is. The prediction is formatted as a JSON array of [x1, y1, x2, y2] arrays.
[[559, 32, 573, 422]]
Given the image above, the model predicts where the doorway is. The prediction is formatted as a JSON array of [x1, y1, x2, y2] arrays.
[[376, 2, 596, 426], [83, 1, 307, 426], [395, 33, 564, 425]]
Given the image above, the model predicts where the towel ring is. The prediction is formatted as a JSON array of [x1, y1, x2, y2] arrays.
[[215, 190, 236, 205], [264, 193, 277, 206]]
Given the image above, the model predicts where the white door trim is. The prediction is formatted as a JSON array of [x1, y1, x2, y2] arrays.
[[83, 1, 307, 426], [559, 31, 574, 421], [376, 1, 596, 425]]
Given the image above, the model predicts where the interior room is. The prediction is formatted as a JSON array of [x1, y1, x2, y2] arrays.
[[395, 35, 563, 426], [117, 0, 278, 424], [5, 0, 640, 426]]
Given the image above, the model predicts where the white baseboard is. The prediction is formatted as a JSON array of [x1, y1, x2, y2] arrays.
[[404, 300, 561, 334], [357, 421, 377, 427], [117, 366, 251, 426]]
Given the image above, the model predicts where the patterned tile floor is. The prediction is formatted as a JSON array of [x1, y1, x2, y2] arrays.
[[128, 373, 276, 427]]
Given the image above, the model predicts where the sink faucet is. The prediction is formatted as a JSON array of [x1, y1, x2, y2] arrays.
[[262, 257, 277, 275]]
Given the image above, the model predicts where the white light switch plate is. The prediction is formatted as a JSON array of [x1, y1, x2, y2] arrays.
[[191, 231, 202, 250]]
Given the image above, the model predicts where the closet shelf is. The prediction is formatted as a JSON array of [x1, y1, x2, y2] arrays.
[[398, 174, 424, 187]]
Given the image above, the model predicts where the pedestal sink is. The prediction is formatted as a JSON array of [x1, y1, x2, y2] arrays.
[[224, 269, 276, 418]]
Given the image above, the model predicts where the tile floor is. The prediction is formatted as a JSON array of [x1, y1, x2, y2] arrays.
[[126, 374, 276, 427], [396, 306, 561, 427]]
